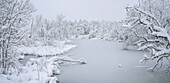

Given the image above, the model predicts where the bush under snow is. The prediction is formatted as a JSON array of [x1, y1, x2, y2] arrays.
[[16, 40, 77, 57], [0, 56, 87, 83]]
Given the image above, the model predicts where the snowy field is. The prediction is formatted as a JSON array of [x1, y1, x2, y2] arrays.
[[57, 39, 170, 83]]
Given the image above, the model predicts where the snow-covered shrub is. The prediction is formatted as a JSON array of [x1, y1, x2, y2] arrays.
[[1, 56, 86, 83]]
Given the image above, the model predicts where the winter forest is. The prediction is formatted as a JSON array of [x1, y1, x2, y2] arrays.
[[0, 0, 170, 83]]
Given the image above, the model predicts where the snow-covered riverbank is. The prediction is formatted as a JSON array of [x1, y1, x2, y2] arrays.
[[17, 40, 77, 57], [0, 40, 84, 83]]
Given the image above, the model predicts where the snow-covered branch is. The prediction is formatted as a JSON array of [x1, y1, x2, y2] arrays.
[[123, 0, 170, 72]]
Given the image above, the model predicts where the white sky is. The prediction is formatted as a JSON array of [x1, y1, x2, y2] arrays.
[[30, 0, 138, 21]]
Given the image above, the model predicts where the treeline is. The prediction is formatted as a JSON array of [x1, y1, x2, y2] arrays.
[[23, 15, 121, 46]]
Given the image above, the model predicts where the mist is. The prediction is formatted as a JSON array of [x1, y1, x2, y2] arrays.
[[31, 0, 138, 21]]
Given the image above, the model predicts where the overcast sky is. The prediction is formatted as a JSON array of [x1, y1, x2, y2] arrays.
[[30, 0, 138, 21]]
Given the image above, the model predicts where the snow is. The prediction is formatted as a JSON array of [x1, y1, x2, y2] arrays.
[[0, 39, 85, 83], [155, 49, 170, 57], [57, 39, 170, 83], [1, 0, 170, 83], [0, 54, 86, 83], [17, 44, 77, 56], [152, 25, 170, 42], [137, 44, 155, 51], [0, 39, 170, 83], [118, 64, 122, 68], [135, 7, 161, 26]]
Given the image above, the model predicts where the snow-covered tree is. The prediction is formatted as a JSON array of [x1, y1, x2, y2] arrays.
[[123, 0, 170, 72], [0, 0, 35, 74]]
